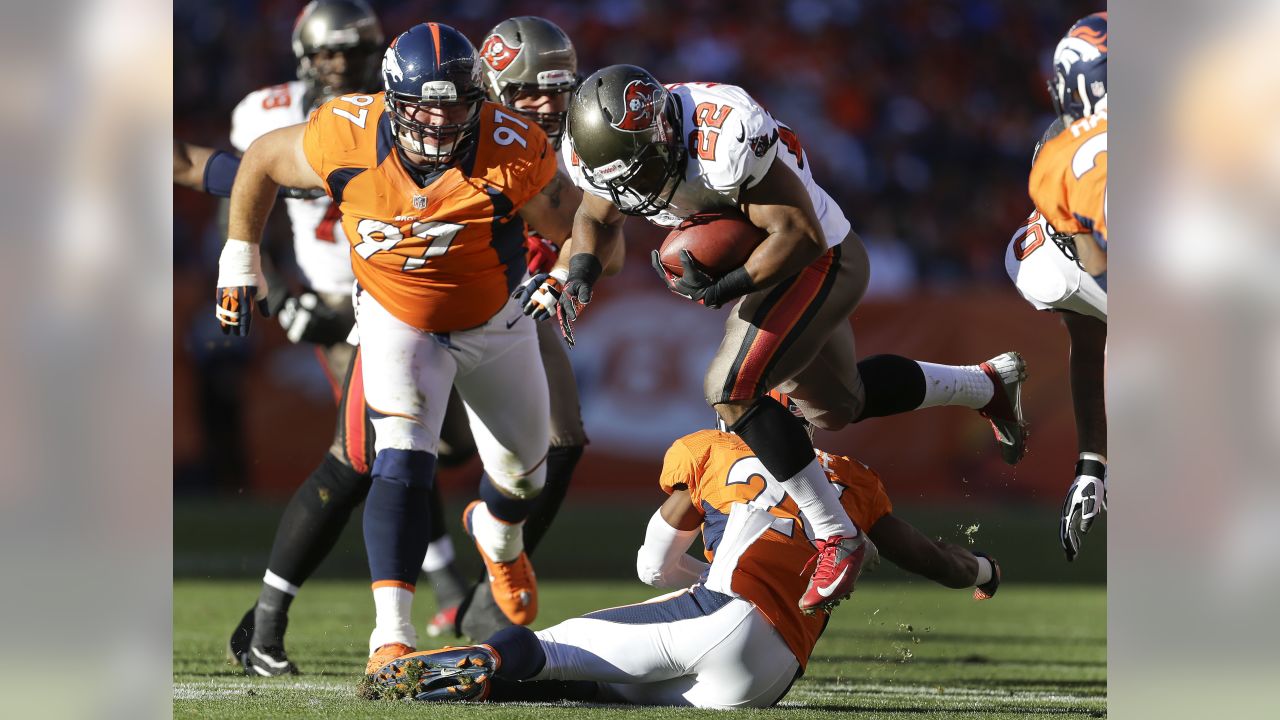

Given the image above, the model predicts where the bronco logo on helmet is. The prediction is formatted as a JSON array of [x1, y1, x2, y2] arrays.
[[613, 79, 662, 132], [480, 33, 520, 72]]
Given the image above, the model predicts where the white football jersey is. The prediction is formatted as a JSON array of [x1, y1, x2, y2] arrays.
[[230, 80, 354, 296], [563, 82, 850, 248], [1004, 210, 1107, 322]]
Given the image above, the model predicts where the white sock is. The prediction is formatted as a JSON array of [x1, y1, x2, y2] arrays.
[[974, 556, 993, 586], [421, 536, 456, 573], [369, 584, 417, 653], [916, 361, 994, 410], [471, 502, 525, 563], [783, 457, 857, 540]]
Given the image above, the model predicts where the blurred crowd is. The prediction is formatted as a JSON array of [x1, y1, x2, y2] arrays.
[[175, 0, 1101, 288]]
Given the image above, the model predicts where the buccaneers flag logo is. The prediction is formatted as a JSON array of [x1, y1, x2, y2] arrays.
[[481, 33, 520, 72], [613, 80, 661, 132]]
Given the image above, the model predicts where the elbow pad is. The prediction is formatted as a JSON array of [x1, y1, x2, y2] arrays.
[[635, 510, 701, 588]]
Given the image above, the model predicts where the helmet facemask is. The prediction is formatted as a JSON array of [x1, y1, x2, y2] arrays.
[[385, 85, 484, 171], [500, 73, 577, 147], [576, 104, 687, 217]]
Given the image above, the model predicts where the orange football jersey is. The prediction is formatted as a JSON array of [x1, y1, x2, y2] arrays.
[[1029, 107, 1108, 246], [303, 93, 556, 331], [659, 429, 893, 669]]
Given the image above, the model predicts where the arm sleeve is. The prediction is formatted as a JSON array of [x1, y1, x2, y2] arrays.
[[635, 509, 710, 589]]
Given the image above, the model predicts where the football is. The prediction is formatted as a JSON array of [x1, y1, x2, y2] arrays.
[[658, 210, 767, 278]]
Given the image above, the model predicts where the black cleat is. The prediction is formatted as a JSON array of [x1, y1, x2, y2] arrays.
[[228, 603, 299, 676], [226, 606, 255, 667]]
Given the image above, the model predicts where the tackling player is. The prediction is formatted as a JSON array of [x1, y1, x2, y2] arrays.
[[364, 393, 1000, 708], [532, 65, 1027, 614], [214, 21, 574, 677], [1023, 11, 1109, 560], [177, 1, 473, 676]]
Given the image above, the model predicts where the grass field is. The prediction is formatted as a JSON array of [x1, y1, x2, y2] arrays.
[[174, 579, 1106, 719]]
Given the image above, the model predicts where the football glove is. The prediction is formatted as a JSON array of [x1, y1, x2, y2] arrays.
[[654, 249, 757, 309], [525, 232, 561, 275], [215, 239, 270, 336], [513, 269, 568, 321], [556, 254, 603, 347], [277, 292, 353, 346], [1060, 454, 1108, 562]]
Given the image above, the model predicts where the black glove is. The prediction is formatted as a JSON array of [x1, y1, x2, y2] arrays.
[[277, 292, 353, 346], [661, 250, 757, 309], [556, 254, 602, 347]]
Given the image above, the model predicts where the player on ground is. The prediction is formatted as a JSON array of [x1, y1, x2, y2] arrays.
[[537, 64, 1026, 614], [1024, 11, 1108, 560], [364, 393, 1000, 707], [178, 1, 471, 676], [214, 21, 573, 676]]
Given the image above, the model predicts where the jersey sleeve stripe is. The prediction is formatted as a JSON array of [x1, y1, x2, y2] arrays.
[[327, 167, 366, 206], [376, 113, 396, 166]]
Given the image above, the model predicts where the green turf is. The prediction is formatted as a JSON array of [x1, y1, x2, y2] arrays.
[[174, 579, 1106, 718]]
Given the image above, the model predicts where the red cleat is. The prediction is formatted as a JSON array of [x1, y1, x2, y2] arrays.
[[799, 534, 879, 615]]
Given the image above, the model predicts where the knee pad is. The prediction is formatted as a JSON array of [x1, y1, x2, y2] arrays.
[[484, 452, 547, 500], [371, 448, 436, 488], [728, 396, 815, 481], [304, 452, 372, 512], [368, 414, 435, 455]]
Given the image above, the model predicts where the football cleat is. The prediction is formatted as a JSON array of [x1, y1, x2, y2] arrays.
[[978, 352, 1029, 465], [226, 605, 255, 667], [365, 642, 415, 676], [462, 501, 539, 625], [227, 604, 300, 676], [799, 534, 880, 615], [973, 551, 1002, 601], [366, 645, 499, 702], [425, 606, 460, 639]]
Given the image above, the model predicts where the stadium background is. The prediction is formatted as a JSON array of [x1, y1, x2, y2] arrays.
[[174, 0, 1105, 583]]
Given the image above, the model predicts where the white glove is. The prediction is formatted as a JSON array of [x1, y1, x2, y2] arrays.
[[1061, 453, 1107, 562], [215, 239, 270, 336], [512, 268, 568, 322]]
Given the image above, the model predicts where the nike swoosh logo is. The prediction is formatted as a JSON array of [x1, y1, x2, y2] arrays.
[[815, 567, 850, 597], [506, 317, 521, 329], [736, 122, 745, 142]]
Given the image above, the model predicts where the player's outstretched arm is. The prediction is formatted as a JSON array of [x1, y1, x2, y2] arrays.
[[636, 488, 709, 589], [542, 192, 625, 344], [1060, 311, 1108, 561], [216, 124, 323, 336], [737, 155, 829, 290], [866, 514, 980, 590]]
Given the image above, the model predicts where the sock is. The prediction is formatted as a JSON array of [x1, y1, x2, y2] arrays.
[[782, 457, 857, 539], [478, 473, 537, 524], [252, 581, 295, 649], [364, 449, 436, 583], [421, 537, 468, 610], [522, 444, 583, 556], [974, 555, 993, 586], [264, 453, 371, 591], [915, 361, 994, 410], [369, 583, 417, 652], [730, 396, 856, 539], [855, 354, 927, 419], [485, 625, 546, 681], [470, 501, 524, 562]]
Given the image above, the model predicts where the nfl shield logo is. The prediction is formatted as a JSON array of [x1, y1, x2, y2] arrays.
[[412, 195, 427, 210]]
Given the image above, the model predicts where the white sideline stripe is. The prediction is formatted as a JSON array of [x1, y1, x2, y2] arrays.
[[263, 570, 301, 596], [785, 682, 1103, 705]]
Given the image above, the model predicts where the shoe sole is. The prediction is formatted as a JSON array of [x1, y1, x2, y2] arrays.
[[370, 653, 493, 702], [981, 352, 1029, 465]]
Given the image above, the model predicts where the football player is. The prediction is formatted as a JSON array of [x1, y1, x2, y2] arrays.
[[449, 15, 602, 643], [536, 65, 1027, 614], [1024, 11, 1109, 561], [364, 393, 1000, 707], [178, 1, 473, 677], [214, 21, 574, 677]]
